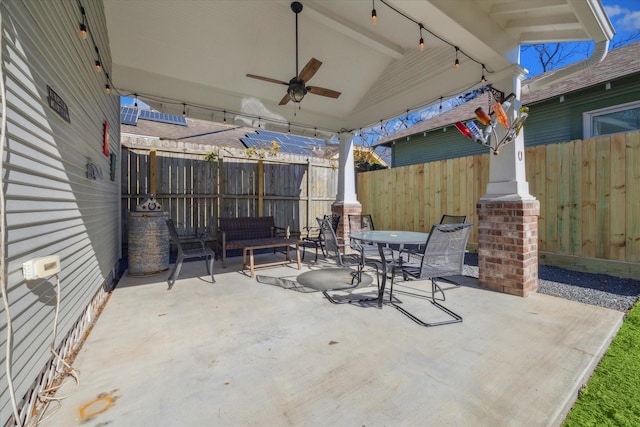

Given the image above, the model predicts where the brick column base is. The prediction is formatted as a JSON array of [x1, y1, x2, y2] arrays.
[[331, 202, 361, 242], [477, 200, 540, 297]]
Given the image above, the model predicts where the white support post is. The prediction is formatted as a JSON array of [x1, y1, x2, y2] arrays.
[[482, 69, 535, 201], [334, 131, 359, 205]]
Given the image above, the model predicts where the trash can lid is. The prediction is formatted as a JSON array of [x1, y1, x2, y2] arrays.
[[135, 194, 162, 212]]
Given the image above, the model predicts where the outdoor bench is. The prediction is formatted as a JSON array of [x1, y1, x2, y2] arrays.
[[217, 216, 302, 276]]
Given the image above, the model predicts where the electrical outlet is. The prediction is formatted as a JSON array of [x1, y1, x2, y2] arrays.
[[23, 255, 61, 280]]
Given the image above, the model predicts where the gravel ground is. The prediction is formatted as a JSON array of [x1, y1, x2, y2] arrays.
[[463, 254, 640, 312]]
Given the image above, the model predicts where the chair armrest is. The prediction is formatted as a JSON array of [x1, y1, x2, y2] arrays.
[[273, 226, 290, 238]]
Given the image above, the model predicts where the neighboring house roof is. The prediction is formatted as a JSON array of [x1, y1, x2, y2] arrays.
[[121, 111, 250, 150], [120, 107, 388, 165], [375, 41, 640, 147]]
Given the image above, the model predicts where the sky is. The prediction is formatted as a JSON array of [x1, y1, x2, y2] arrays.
[[519, 0, 640, 76]]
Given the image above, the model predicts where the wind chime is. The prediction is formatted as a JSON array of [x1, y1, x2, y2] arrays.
[[454, 87, 529, 155]]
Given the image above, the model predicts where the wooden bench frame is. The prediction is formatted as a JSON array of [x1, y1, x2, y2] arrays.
[[216, 216, 290, 268], [240, 238, 303, 277]]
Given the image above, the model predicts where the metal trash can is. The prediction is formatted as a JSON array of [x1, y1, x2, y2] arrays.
[[127, 195, 169, 276]]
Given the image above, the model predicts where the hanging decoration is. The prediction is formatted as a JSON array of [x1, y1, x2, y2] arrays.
[[454, 90, 529, 155]]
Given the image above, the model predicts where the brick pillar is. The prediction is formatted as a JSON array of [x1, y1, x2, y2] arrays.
[[331, 202, 361, 243], [477, 200, 540, 297]]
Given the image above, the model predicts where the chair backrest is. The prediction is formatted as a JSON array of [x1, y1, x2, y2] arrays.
[[348, 214, 375, 234], [218, 216, 275, 240], [326, 213, 340, 232], [417, 223, 473, 279], [440, 214, 467, 224], [318, 217, 348, 266], [166, 218, 185, 255]]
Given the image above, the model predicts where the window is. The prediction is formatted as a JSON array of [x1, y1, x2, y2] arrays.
[[583, 100, 640, 138]]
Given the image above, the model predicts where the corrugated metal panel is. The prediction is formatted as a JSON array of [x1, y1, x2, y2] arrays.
[[1, 0, 121, 424]]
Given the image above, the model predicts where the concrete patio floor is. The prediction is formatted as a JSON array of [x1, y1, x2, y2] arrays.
[[44, 253, 623, 426]]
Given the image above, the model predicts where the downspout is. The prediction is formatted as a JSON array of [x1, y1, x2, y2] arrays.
[[521, 40, 609, 95]]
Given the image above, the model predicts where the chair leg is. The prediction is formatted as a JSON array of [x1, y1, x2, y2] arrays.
[[391, 278, 462, 327], [208, 255, 216, 283], [322, 264, 380, 305], [167, 256, 184, 290]]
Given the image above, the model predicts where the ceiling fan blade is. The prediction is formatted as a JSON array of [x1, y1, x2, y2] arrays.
[[279, 93, 292, 105], [298, 58, 322, 82], [307, 86, 341, 99], [246, 74, 289, 86]]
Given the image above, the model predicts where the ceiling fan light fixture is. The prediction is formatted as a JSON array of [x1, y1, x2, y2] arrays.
[[288, 82, 307, 103]]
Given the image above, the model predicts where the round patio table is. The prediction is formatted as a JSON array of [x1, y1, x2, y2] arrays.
[[350, 230, 429, 307]]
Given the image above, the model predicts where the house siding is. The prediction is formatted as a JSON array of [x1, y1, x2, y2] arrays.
[[1, 1, 121, 424], [391, 73, 640, 167], [393, 127, 488, 167]]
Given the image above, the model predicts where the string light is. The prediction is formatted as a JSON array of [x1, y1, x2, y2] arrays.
[[439, 97, 443, 112], [481, 64, 486, 83], [371, 0, 377, 25], [454, 47, 460, 68], [223, 110, 226, 123], [182, 103, 186, 117], [104, 72, 111, 94], [134, 94, 138, 109], [79, 22, 87, 39], [419, 24, 425, 51], [79, 6, 87, 39]]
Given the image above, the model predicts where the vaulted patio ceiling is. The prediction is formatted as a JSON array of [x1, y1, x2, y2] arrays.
[[104, 0, 613, 138]]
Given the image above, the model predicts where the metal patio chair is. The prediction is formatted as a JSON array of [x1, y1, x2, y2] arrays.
[[319, 217, 382, 304], [348, 214, 389, 261], [301, 213, 340, 262], [166, 218, 216, 290], [401, 214, 469, 264], [389, 223, 473, 327]]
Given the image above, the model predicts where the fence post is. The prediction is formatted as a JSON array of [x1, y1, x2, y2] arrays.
[[150, 149, 156, 196], [258, 159, 264, 215]]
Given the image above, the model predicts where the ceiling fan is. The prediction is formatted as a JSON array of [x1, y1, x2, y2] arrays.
[[246, 1, 341, 105]]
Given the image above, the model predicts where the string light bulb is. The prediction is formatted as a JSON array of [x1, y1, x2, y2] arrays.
[[94, 46, 101, 72], [79, 23, 87, 40], [371, 0, 377, 25], [182, 103, 186, 117], [419, 24, 425, 51], [454, 47, 460, 68], [104, 84, 110, 94], [79, 6, 87, 39], [481, 64, 486, 83], [133, 94, 138, 109]]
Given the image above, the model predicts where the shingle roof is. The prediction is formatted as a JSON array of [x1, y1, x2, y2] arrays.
[[375, 41, 640, 147]]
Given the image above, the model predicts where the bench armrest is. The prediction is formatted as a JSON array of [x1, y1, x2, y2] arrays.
[[273, 226, 290, 238]]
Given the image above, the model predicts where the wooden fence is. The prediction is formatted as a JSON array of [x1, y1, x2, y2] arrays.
[[358, 131, 640, 278], [121, 137, 338, 250]]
